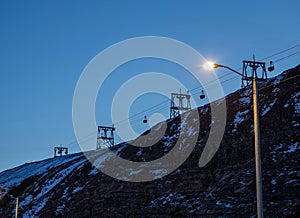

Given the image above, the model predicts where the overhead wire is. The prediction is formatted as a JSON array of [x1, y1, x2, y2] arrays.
[[110, 45, 300, 127], [40, 43, 300, 159], [260, 44, 300, 61]]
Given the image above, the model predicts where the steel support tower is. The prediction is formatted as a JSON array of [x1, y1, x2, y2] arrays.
[[242, 60, 267, 87], [97, 125, 115, 149], [54, 145, 68, 157], [170, 90, 191, 119]]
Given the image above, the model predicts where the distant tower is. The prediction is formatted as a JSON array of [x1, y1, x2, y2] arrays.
[[96, 125, 115, 149], [242, 59, 267, 87], [54, 144, 68, 157], [170, 89, 191, 119]]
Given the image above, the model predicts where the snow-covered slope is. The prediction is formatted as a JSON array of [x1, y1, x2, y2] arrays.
[[0, 65, 299, 217]]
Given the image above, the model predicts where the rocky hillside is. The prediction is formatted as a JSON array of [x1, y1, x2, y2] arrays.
[[0, 65, 299, 217]]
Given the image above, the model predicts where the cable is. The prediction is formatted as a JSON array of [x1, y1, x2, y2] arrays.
[[260, 44, 300, 61], [259, 73, 300, 92], [113, 47, 300, 127], [39, 43, 300, 159], [273, 50, 300, 63]]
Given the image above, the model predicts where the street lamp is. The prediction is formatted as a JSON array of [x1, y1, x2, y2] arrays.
[[212, 62, 264, 218]]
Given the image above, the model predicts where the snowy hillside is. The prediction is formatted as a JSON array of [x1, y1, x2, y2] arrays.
[[0, 65, 299, 217]]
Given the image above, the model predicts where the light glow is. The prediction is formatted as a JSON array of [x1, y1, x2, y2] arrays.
[[202, 61, 216, 71]]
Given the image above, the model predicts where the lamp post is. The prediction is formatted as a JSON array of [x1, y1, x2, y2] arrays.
[[212, 62, 264, 218]]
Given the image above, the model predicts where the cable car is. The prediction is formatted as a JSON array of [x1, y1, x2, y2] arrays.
[[200, 90, 205, 99], [268, 61, 275, 72], [143, 115, 148, 123]]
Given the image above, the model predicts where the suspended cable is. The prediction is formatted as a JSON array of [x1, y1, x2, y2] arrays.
[[39, 43, 300, 159]]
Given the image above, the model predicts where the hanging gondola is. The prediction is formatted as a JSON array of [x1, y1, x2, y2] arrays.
[[268, 61, 275, 72], [143, 115, 148, 123], [200, 90, 205, 99]]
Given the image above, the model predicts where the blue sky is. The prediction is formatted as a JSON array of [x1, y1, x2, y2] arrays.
[[0, 0, 299, 172]]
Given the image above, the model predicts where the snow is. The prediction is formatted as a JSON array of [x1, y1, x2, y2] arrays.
[[272, 74, 283, 85], [151, 169, 168, 179], [284, 102, 289, 108], [284, 142, 299, 153], [148, 192, 187, 208], [72, 186, 83, 194], [272, 87, 280, 96], [22, 195, 49, 217], [19, 194, 33, 208], [234, 110, 249, 124], [91, 147, 128, 168], [240, 96, 251, 105], [56, 203, 66, 214], [292, 91, 300, 113], [216, 200, 233, 208], [274, 143, 283, 150], [186, 126, 196, 137], [163, 134, 178, 148], [35, 159, 86, 199], [0, 152, 89, 216], [283, 91, 300, 111], [295, 102, 300, 113], [128, 168, 143, 176], [88, 167, 99, 176], [136, 148, 143, 156], [232, 110, 249, 132], [271, 179, 277, 185], [261, 99, 277, 116], [20, 158, 87, 215], [0, 153, 85, 194], [200, 107, 208, 114]]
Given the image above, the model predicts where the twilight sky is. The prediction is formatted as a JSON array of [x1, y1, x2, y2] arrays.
[[0, 0, 299, 172]]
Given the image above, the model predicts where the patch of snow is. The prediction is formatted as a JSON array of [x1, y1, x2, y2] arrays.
[[284, 142, 299, 153], [19, 194, 33, 208], [92, 150, 116, 168], [216, 200, 233, 208], [170, 123, 177, 131], [72, 186, 83, 194], [261, 99, 277, 116], [186, 126, 196, 137], [234, 110, 249, 124], [33, 159, 86, 203], [295, 102, 300, 114], [163, 134, 178, 148], [285, 179, 300, 185], [136, 148, 143, 156], [239, 181, 246, 186], [128, 168, 143, 176], [269, 202, 280, 206], [271, 179, 277, 185], [292, 91, 300, 113], [23, 195, 49, 217], [0, 153, 85, 194], [274, 143, 283, 150], [272, 74, 283, 85], [88, 167, 99, 176], [284, 102, 289, 108], [232, 110, 249, 132], [56, 203, 66, 214], [151, 169, 168, 179], [292, 120, 299, 127], [114, 145, 127, 155], [272, 87, 280, 96], [147, 192, 186, 208], [200, 107, 208, 114], [240, 96, 251, 105]]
